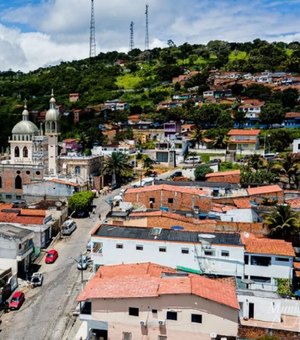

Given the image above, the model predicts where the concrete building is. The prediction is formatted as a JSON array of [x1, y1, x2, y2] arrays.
[[77, 263, 239, 340], [227, 129, 260, 154]]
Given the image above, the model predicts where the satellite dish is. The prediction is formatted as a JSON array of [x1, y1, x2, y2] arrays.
[[55, 201, 62, 207]]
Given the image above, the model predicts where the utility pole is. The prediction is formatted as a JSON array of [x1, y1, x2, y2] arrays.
[[89, 0, 96, 58], [145, 4, 149, 51], [129, 21, 134, 51]]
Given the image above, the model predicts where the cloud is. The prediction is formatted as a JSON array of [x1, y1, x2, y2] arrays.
[[0, 0, 300, 72]]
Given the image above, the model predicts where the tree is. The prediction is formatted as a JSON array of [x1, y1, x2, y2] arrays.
[[191, 127, 203, 149], [276, 153, 300, 187], [268, 130, 293, 152], [264, 204, 300, 239], [103, 152, 131, 186], [68, 191, 94, 214], [259, 103, 285, 127], [194, 164, 213, 181]]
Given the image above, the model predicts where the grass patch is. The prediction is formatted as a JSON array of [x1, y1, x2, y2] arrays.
[[229, 50, 248, 61], [116, 74, 143, 89]]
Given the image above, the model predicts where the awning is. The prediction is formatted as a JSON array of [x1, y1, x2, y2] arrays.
[[176, 266, 203, 275]]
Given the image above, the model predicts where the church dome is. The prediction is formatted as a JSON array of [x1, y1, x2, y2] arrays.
[[45, 90, 60, 121], [12, 102, 39, 134]]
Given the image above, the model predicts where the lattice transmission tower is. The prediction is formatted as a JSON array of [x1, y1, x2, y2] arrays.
[[89, 0, 96, 58], [145, 4, 149, 50], [129, 21, 134, 51]]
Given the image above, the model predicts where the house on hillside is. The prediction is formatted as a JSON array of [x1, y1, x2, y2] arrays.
[[227, 129, 260, 155], [284, 112, 300, 128], [77, 263, 239, 340]]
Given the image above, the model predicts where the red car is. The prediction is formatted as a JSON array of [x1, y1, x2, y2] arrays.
[[45, 249, 59, 264], [9, 291, 25, 310]]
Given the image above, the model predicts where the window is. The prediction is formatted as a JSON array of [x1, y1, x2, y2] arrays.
[[168, 198, 173, 204], [116, 244, 123, 249], [250, 276, 271, 283], [191, 314, 202, 323], [166, 311, 177, 320], [204, 250, 214, 256], [244, 255, 249, 264], [6, 195, 12, 199], [122, 332, 132, 340], [128, 307, 139, 316], [23, 147, 28, 158], [275, 257, 289, 262], [15, 175, 22, 189], [159, 247, 166, 252], [250, 255, 271, 266], [75, 166, 81, 175], [221, 250, 229, 257], [14, 146, 20, 158], [181, 248, 189, 254], [158, 336, 167, 340], [152, 309, 158, 314], [36, 171, 40, 175], [149, 197, 155, 203], [19, 244, 22, 250], [0, 176, 2, 188], [26, 171, 30, 175], [136, 245, 143, 251]]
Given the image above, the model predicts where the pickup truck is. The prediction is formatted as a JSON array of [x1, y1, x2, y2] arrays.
[[30, 272, 43, 287]]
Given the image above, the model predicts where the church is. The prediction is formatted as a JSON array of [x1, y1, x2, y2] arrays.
[[0, 92, 60, 202]]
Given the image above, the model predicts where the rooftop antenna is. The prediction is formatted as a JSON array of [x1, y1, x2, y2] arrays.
[[129, 21, 134, 51], [89, 0, 96, 58], [145, 4, 149, 50]]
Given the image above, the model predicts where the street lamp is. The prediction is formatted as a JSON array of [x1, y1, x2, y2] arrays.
[[69, 253, 84, 289]]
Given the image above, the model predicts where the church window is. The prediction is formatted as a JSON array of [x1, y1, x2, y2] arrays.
[[15, 175, 22, 189], [14, 146, 20, 158], [75, 166, 81, 175], [23, 147, 28, 158]]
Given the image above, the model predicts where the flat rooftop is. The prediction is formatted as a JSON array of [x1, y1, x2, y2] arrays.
[[0, 224, 33, 240], [93, 224, 242, 246]]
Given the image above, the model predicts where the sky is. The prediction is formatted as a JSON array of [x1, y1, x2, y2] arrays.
[[0, 0, 300, 72]]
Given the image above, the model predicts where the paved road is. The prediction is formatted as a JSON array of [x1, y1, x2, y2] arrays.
[[0, 194, 112, 340]]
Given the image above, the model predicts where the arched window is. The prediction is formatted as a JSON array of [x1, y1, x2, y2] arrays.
[[23, 146, 28, 158], [75, 166, 81, 175], [15, 175, 22, 189], [14, 146, 20, 157], [0, 176, 2, 188]]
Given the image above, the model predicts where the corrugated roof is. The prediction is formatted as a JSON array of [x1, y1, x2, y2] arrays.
[[247, 185, 282, 196], [206, 170, 240, 178], [126, 184, 209, 196]]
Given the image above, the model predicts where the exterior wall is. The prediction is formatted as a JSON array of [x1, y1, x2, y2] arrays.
[[91, 235, 244, 277], [249, 191, 284, 204], [123, 190, 212, 212], [214, 209, 258, 223], [91, 294, 238, 339], [0, 163, 44, 202], [0, 258, 17, 274], [47, 134, 59, 175], [9, 140, 34, 165], [244, 253, 293, 291], [292, 139, 300, 154], [23, 181, 75, 198]]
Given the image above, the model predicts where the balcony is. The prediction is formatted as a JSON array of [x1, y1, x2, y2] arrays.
[[17, 240, 34, 261]]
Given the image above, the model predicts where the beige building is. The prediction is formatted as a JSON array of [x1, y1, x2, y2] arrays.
[[78, 263, 239, 340]]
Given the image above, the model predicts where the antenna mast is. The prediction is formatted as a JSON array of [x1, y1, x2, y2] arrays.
[[145, 4, 149, 50], [130, 21, 134, 51], [89, 0, 96, 58]]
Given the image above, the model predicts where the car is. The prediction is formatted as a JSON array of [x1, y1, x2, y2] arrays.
[[9, 291, 25, 310], [61, 219, 77, 235], [77, 255, 90, 270], [30, 272, 43, 287], [45, 249, 59, 264]]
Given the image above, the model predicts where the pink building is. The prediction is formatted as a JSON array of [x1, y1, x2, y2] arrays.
[[78, 262, 239, 340]]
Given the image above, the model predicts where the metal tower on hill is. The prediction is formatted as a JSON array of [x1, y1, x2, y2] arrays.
[[89, 0, 96, 58], [129, 21, 134, 51], [145, 4, 149, 50]]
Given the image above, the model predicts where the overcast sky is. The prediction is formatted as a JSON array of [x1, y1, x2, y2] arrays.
[[1, 0, 300, 72]]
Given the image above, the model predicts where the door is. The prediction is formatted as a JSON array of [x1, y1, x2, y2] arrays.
[[249, 302, 254, 319]]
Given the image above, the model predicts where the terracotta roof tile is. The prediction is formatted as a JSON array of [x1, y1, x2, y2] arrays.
[[233, 198, 251, 209], [228, 129, 260, 136], [294, 262, 300, 270], [241, 232, 295, 257], [286, 198, 300, 209], [77, 263, 238, 309], [48, 178, 80, 187], [206, 170, 240, 178], [247, 185, 282, 196], [285, 112, 300, 119]]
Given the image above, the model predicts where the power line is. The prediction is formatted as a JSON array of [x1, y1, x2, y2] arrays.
[[145, 4, 149, 51], [89, 0, 96, 58], [130, 21, 134, 51]]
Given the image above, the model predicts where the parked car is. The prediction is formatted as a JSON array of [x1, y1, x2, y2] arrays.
[[9, 291, 25, 310], [61, 219, 77, 236], [45, 249, 59, 264], [30, 272, 43, 287], [77, 255, 90, 270]]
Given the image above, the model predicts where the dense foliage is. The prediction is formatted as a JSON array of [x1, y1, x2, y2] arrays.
[[68, 191, 94, 214]]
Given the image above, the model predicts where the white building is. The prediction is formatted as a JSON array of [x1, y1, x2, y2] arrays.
[[292, 138, 300, 153]]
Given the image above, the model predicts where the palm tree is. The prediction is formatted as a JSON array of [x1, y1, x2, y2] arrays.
[[103, 152, 131, 187], [264, 204, 300, 239], [279, 153, 300, 187], [191, 127, 203, 149]]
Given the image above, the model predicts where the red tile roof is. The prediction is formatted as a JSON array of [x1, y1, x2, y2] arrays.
[[48, 178, 80, 187], [286, 198, 300, 209], [228, 129, 260, 136], [247, 185, 282, 196], [233, 198, 251, 209], [206, 170, 240, 178], [126, 184, 209, 196], [77, 263, 239, 309], [285, 112, 300, 119], [0, 204, 45, 224], [241, 232, 295, 257]]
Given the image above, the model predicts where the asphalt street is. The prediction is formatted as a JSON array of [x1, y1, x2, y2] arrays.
[[0, 193, 112, 340]]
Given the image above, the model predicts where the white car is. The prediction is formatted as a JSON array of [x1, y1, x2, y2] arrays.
[[30, 272, 43, 287]]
